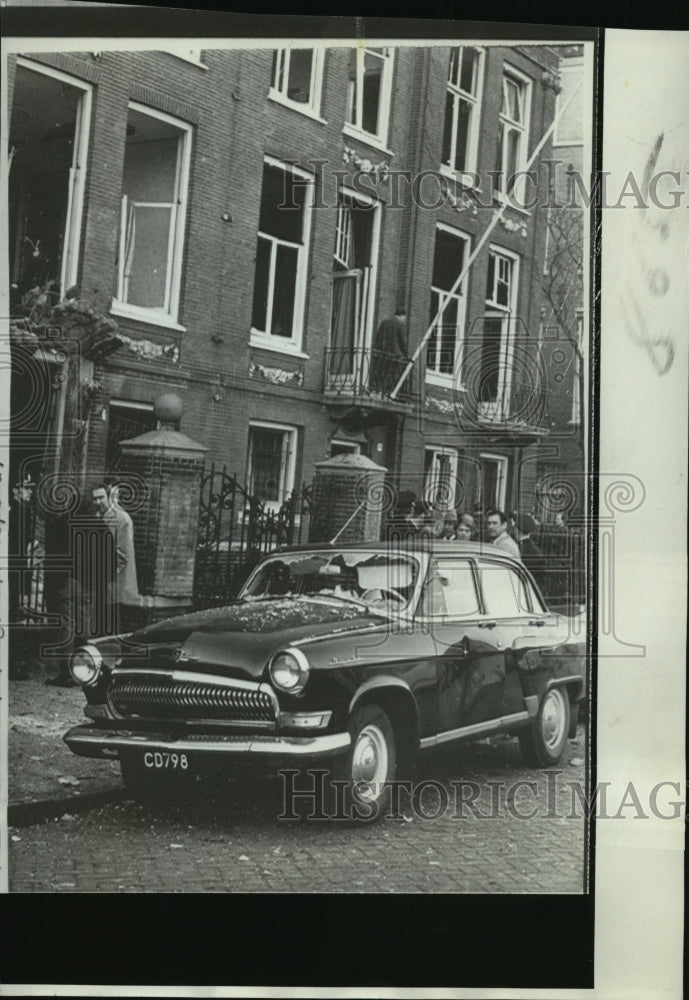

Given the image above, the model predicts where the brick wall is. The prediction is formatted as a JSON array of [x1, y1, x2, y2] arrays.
[[11, 44, 565, 524]]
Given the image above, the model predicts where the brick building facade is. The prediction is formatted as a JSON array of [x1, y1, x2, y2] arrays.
[[7, 42, 581, 526]]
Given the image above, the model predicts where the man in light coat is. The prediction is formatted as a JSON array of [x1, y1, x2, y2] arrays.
[[486, 508, 521, 560], [91, 483, 139, 631]]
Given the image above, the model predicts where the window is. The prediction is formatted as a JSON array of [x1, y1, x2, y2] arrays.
[[328, 189, 380, 384], [106, 400, 156, 471], [424, 447, 459, 512], [247, 421, 298, 512], [251, 159, 313, 352], [493, 67, 531, 198], [479, 562, 530, 616], [270, 48, 323, 116], [8, 61, 92, 304], [159, 48, 206, 67], [114, 103, 192, 326], [426, 225, 470, 384], [345, 47, 393, 145], [329, 440, 364, 457], [479, 249, 519, 419], [419, 559, 480, 618], [441, 47, 483, 178], [479, 453, 508, 510]]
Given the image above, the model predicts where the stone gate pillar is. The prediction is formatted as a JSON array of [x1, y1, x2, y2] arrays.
[[117, 393, 207, 628], [308, 454, 388, 544]]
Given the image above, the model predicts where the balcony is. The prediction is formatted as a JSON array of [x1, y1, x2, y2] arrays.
[[466, 378, 551, 437], [323, 347, 415, 407]]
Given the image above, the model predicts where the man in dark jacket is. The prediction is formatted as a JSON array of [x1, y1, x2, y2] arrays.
[[371, 309, 408, 392]]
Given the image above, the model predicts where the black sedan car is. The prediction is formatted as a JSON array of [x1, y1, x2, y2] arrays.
[[64, 541, 587, 819]]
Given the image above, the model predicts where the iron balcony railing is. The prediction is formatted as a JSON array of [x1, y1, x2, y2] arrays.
[[323, 347, 414, 403], [471, 379, 551, 430]]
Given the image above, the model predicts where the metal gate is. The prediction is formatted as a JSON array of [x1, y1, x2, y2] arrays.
[[193, 463, 312, 608]]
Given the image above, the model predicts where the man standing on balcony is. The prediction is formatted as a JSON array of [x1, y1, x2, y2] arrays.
[[371, 308, 408, 393], [486, 509, 521, 559]]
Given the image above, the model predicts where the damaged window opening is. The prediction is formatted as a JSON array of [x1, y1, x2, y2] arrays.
[[8, 60, 92, 308]]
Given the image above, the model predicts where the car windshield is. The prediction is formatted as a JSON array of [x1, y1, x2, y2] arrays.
[[241, 550, 421, 612]]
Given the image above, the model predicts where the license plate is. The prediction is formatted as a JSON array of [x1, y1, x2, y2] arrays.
[[143, 750, 190, 771]]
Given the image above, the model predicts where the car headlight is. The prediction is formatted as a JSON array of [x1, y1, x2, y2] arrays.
[[69, 645, 103, 687], [268, 649, 310, 694]]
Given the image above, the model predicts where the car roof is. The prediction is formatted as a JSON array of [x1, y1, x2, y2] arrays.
[[273, 539, 521, 564]]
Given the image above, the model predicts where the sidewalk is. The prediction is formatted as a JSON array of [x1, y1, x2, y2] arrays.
[[6, 669, 123, 824]]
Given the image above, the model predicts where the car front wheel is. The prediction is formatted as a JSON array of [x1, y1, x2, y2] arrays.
[[332, 704, 397, 822], [519, 687, 570, 767]]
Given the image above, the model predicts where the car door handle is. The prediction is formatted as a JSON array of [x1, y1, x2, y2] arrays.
[[478, 621, 497, 629], [528, 620, 546, 627]]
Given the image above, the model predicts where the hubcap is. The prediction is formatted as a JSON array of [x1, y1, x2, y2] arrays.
[[351, 724, 388, 800], [541, 689, 566, 750]]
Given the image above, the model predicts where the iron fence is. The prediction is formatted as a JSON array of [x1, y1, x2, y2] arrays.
[[193, 463, 312, 608]]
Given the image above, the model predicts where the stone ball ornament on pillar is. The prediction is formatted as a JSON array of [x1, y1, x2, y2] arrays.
[[154, 391, 184, 428]]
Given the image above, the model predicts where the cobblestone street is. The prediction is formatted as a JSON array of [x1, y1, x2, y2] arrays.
[[9, 729, 588, 893]]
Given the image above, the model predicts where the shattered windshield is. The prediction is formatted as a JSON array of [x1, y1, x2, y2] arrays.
[[241, 550, 421, 612]]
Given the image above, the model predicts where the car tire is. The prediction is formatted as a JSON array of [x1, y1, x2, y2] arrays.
[[330, 704, 397, 823], [519, 687, 570, 767]]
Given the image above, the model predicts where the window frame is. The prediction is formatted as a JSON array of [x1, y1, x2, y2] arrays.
[[426, 222, 471, 389], [249, 156, 314, 357], [416, 557, 484, 621], [440, 46, 485, 183], [246, 419, 299, 514], [480, 245, 520, 420], [112, 101, 192, 331], [15, 58, 93, 298], [476, 557, 536, 617], [494, 64, 532, 204], [343, 46, 394, 149], [423, 445, 459, 512], [479, 452, 508, 511], [330, 184, 382, 354], [269, 47, 325, 120]]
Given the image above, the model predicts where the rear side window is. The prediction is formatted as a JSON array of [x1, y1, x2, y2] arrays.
[[419, 560, 480, 617], [479, 562, 531, 616]]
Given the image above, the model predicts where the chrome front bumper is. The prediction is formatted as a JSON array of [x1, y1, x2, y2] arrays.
[[64, 724, 351, 759]]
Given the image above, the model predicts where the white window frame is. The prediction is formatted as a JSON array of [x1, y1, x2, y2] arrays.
[[426, 223, 471, 390], [481, 246, 520, 420], [494, 64, 532, 205], [246, 420, 299, 514], [269, 46, 325, 120], [479, 453, 508, 511], [16, 58, 93, 297], [159, 48, 208, 69], [330, 184, 381, 362], [440, 46, 484, 184], [423, 446, 459, 512], [343, 46, 394, 150], [112, 101, 192, 331], [250, 156, 314, 357]]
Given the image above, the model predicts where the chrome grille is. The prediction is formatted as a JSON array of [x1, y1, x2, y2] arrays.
[[108, 674, 276, 723]]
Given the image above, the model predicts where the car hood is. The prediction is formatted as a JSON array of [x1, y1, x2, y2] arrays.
[[121, 597, 388, 679]]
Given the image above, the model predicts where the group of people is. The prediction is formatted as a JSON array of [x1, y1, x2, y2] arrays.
[[386, 494, 546, 577]]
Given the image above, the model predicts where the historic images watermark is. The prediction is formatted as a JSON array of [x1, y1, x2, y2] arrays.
[[278, 769, 686, 823], [278, 159, 689, 213]]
